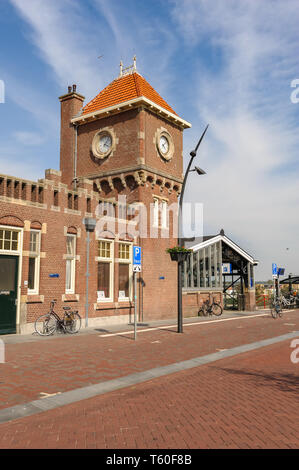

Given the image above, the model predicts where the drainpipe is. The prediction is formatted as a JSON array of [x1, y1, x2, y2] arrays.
[[73, 123, 78, 190]]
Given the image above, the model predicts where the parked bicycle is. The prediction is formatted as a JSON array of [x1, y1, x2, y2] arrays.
[[35, 299, 81, 336], [270, 294, 297, 319], [270, 298, 282, 319], [280, 295, 297, 309], [198, 297, 223, 317]]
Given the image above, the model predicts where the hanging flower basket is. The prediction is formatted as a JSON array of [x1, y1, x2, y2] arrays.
[[166, 246, 192, 262]]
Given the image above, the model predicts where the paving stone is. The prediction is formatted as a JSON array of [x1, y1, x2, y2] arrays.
[[0, 311, 298, 448]]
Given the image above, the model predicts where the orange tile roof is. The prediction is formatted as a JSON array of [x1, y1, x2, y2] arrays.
[[82, 72, 177, 116]]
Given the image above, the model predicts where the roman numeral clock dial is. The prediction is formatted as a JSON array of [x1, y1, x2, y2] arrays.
[[99, 134, 112, 153], [156, 129, 174, 161], [91, 128, 116, 160], [159, 136, 169, 154]]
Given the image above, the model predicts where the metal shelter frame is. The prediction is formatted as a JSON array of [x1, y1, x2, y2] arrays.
[[183, 231, 257, 311]]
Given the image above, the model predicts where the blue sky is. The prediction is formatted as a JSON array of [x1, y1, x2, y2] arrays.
[[0, 0, 299, 281]]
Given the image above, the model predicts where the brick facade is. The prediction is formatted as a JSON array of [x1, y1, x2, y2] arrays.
[[0, 70, 194, 334]]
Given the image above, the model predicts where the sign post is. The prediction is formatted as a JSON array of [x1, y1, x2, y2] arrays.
[[277, 268, 285, 300], [272, 263, 278, 300], [133, 246, 142, 340]]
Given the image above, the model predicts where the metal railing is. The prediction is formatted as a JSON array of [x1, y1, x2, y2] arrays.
[[256, 294, 299, 309]]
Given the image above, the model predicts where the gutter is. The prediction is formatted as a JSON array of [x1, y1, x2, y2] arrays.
[[70, 96, 192, 129]]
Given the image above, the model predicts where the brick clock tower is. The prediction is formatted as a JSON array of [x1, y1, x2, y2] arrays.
[[59, 59, 191, 322]]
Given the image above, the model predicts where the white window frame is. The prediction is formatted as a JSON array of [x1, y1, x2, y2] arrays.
[[161, 199, 168, 229], [152, 197, 168, 228], [65, 234, 76, 294], [28, 229, 41, 295], [97, 239, 114, 302], [153, 197, 159, 227], [118, 242, 132, 301], [0, 228, 20, 254], [0, 225, 24, 334]]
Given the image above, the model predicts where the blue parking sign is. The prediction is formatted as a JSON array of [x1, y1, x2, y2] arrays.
[[133, 246, 141, 265], [272, 263, 277, 275]]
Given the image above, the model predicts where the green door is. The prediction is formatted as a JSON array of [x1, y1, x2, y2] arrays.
[[0, 255, 18, 334]]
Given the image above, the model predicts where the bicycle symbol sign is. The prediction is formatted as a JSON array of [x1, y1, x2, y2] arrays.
[[133, 246, 142, 272]]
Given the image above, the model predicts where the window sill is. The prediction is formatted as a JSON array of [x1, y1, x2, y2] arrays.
[[26, 294, 44, 303], [94, 301, 133, 310], [62, 294, 80, 302]]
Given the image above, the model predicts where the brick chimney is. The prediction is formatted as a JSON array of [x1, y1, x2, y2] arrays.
[[59, 85, 85, 187]]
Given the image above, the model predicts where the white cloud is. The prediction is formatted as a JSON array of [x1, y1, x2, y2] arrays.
[[10, 0, 103, 99], [7, 0, 299, 280], [10, 0, 179, 102], [0, 141, 46, 180], [172, 0, 299, 279], [13, 131, 45, 146], [93, 0, 179, 98]]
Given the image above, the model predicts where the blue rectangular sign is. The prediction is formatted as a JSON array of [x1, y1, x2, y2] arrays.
[[272, 263, 277, 275], [133, 246, 141, 265], [222, 263, 232, 274]]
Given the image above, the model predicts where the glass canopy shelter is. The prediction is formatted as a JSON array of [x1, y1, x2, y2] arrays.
[[279, 275, 299, 293], [182, 230, 258, 312]]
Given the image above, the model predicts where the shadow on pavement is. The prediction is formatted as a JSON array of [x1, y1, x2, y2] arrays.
[[211, 366, 298, 394]]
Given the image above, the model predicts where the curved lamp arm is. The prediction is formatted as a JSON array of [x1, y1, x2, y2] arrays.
[[178, 124, 209, 247]]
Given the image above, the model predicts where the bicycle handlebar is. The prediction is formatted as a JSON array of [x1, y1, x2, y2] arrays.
[[50, 299, 57, 308]]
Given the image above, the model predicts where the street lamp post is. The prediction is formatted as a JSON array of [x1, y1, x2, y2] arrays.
[[289, 273, 293, 295], [177, 124, 209, 333], [83, 217, 97, 328]]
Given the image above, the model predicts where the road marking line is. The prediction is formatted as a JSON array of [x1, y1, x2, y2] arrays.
[[1, 330, 298, 425], [40, 392, 61, 399], [98, 313, 269, 338]]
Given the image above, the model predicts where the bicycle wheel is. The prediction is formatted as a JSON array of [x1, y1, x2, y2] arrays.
[[64, 312, 81, 334], [212, 302, 223, 316], [199, 304, 209, 316], [278, 305, 283, 318], [271, 307, 278, 319], [35, 314, 57, 336], [271, 301, 280, 319]]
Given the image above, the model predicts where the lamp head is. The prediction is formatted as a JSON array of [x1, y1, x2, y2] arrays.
[[83, 217, 97, 232], [194, 166, 206, 175]]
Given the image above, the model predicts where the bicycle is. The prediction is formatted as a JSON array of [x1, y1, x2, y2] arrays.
[[34, 299, 81, 336], [270, 297, 282, 319], [198, 297, 223, 317], [280, 295, 297, 309]]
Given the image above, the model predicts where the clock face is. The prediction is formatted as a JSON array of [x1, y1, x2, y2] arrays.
[[159, 135, 169, 154], [92, 127, 116, 160], [156, 130, 173, 161], [99, 134, 112, 154]]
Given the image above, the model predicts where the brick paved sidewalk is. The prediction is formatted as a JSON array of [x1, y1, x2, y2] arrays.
[[0, 310, 298, 411], [0, 338, 298, 449]]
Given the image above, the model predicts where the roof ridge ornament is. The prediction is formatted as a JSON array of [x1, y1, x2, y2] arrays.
[[119, 56, 137, 77]]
